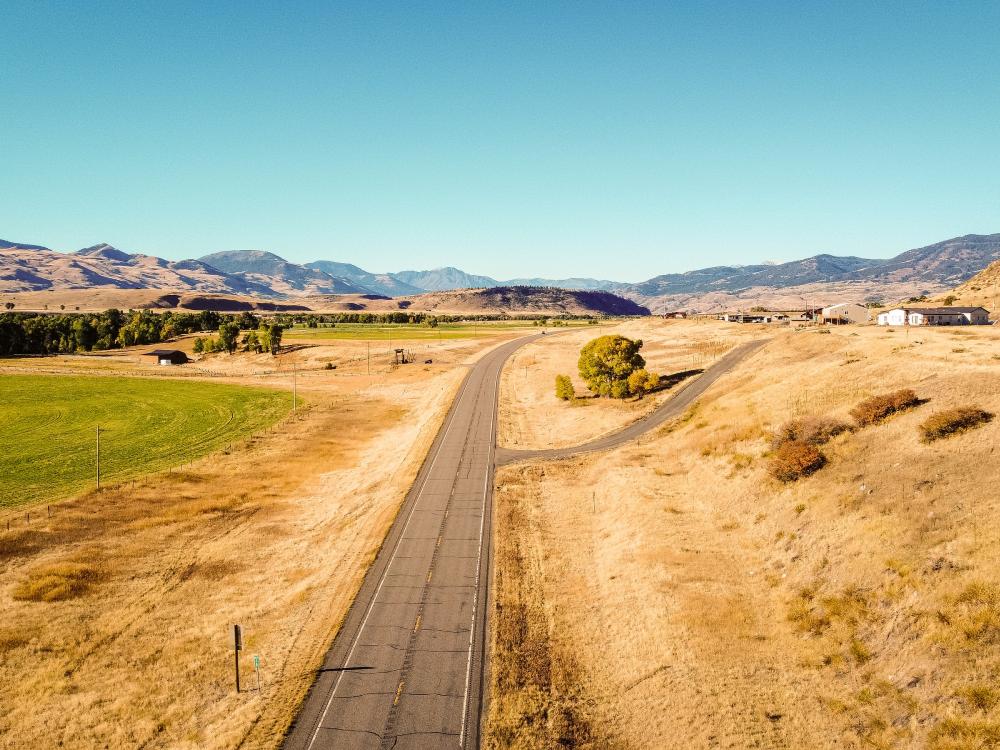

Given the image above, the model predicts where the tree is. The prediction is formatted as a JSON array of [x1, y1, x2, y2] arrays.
[[555, 374, 575, 401], [4, 302, 14, 310], [218, 322, 240, 354], [267, 323, 283, 354], [577, 335, 645, 398], [193, 337, 204, 353], [242, 330, 261, 352], [943, 295, 958, 306], [627, 368, 660, 397], [71, 317, 97, 351]]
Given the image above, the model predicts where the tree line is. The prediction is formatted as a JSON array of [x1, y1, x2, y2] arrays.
[[0, 310, 266, 356]]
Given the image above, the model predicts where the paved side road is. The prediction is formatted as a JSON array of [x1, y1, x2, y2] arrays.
[[282, 334, 544, 750], [283, 334, 768, 750], [495, 338, 769, 465]]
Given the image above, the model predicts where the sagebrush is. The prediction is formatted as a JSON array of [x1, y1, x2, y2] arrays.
[[919, 407, 993, 442], [768, 440, 827, 482], [850, 389, 922, 427]]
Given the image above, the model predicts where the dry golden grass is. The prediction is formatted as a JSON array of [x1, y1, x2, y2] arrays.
[[498, 318, 762, 450], [487, 323, 1000, 749], [0, 336, 515, 749]]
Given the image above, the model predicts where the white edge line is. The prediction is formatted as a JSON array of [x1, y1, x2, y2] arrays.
[[459, 340, 505, 747], [305, 365, 480, 750]]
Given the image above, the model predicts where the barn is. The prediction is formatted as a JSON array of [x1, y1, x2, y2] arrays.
[[145, 349, 189, 365]]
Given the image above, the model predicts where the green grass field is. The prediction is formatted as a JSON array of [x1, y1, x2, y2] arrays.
[[0, 374, 292, 509], [283, 321, 597, 341]]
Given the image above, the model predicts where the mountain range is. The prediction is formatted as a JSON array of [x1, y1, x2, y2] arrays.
[[2, 233, 999, 313]]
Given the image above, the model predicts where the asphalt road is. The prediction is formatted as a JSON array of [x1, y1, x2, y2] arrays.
[[283, 334, 767, 750], [496, 338, 768, 466], [283, 334, 544, 750]]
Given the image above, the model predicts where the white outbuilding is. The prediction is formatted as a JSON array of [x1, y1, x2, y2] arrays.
[[820, 302, 871, 324], [876, 306, 991, 326]]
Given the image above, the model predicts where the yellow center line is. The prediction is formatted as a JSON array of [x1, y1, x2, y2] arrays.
[[393, 680, 405, 706], [426, 570, 433, 583]]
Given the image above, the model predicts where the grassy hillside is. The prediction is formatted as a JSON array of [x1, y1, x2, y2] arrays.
[[489, 322, 1000, 749], [0, 375, 292, 507], [930, 259, 1000, 311]]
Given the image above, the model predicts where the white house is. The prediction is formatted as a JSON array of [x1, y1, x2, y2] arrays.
[[876, 306, 991, 326], [820, 302, 870, 324]]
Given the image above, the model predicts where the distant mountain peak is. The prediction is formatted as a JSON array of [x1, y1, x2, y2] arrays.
[[75, 243, 132, 262]]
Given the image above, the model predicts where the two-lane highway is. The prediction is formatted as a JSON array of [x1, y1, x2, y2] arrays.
[[284, 333, 768, 750], [284, 334, 542, 750]]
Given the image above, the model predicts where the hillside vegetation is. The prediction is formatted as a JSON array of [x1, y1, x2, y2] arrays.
[[489, 321, 1000, 749], [930, 259, 1000, 310]]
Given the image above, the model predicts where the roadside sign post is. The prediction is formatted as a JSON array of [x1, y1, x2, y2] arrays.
[[253, 654, 262, 691], [95, 425, 101, 489], [232, 624, 243, 693]]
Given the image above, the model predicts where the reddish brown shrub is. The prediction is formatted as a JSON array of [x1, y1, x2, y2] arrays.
[[919, 407, 994, 442], [768, 440, 827, 483], [772, 416, 852, 448], [850, 389, 922, 427]]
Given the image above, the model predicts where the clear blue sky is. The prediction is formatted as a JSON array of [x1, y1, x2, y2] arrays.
[[2, 1, 998, 281]]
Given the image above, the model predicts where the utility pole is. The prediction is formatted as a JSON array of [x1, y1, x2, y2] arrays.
[[367, 340, 371, 375], [292, 363, 297, 412], [96, 425, 101, 489]]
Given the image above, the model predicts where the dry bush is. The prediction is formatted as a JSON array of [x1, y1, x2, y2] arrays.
[[772, 416, 852, 448], [919, 407, 994, 443], [768, 440, 827, 482], [928, 717, 1000, 749], [12, 562, 101, 602], [948, 582, 1000, 646], [850, 389, 922, 427], [957, 684, 1000, 713], [0, 628, 29, 653]]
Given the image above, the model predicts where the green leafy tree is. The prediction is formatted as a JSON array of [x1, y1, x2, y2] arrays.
[[627, 368, 660, 397], [555, 374, 575, 401], [192, 337, 204, 353], [218, 322, 240, 354], [242, 330, 261, 353], [577, 335, 645, 398], [267, 324, 283, 354], [71, 317, 97, 351]]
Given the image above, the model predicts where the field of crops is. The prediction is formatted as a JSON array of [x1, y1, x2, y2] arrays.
[[0, 374, 292, 508], [283, 321, 596, 341]]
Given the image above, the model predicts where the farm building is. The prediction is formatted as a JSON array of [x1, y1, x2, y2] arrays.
[[876, 307, 991, 326], [145, 349, 189, 365], [820, 302, 871, 324]]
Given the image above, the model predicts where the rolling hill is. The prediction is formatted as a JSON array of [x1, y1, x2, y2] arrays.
[[3, 232, 1000, 314]]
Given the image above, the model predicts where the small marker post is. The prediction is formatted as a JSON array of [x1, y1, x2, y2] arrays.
[[232, 624, 243, 693], [253, 654, 262, 691]]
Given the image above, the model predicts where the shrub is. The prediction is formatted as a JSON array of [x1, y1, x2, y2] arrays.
[[12, 562, 101, 602], [850, 389, 921, 427], [958, 684, 1000, 712], [768, 440, 827, 482], [919, 407, 993, 442], [772, 416, 851, 448], [554, 374, 575, 401]]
